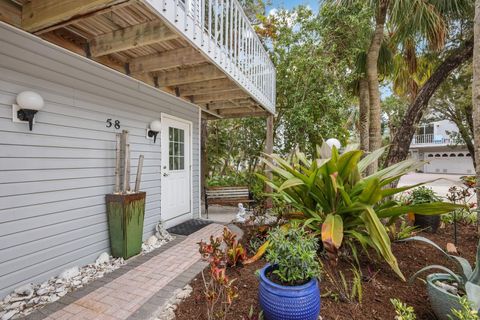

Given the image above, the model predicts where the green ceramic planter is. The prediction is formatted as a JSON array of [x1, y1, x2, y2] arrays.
[[427, 273, 462, 320], [106, 192, 146, 259]]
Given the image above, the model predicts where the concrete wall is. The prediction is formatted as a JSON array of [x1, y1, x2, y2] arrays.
[[0, 22, 200, 298]]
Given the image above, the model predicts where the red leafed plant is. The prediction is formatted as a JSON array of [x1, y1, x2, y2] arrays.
[[222, 227, 247, 267], [198, 228, 243, 320]]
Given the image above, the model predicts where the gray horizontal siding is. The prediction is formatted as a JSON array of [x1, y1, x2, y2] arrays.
[[0, 22, 200, 298]]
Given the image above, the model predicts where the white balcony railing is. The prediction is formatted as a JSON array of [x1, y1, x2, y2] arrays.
[[412, 134, 450, 145], [144, 0, 276, 113]]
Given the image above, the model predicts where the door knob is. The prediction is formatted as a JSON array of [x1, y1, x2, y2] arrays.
[[163, 172, 169, 177]]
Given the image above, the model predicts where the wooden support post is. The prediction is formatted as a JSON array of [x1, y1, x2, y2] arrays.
[[134, 155, 144, 193], [201, 117, 208, 202], [264, 114, 274, 208], [114, 133, 121, 193]]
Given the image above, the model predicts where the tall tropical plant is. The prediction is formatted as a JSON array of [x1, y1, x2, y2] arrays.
[[252, 144, 463, 280]]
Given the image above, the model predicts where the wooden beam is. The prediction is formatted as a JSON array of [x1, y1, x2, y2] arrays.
[[129, 47, 206, 74], [40, 32, 125, 73], [215, 110, 269, 119], [0, 0, 21, 27], [22, 0, 127, 32], [206, 101, 255, 110], [177, 79, 239, 96], [217, 107, 261, 115], [155, 64, 226, 87], [131, 72, 157, 88], [34, 0, 136, 35], [89, 20, 178, 57], [192, 90, 249, 104]]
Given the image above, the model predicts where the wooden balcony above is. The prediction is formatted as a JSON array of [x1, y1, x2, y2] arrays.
[[0, 0, 276, 119]]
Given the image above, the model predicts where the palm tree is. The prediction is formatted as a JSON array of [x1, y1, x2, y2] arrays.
[[351, 44, 393, 158], [338, 0, 470, 170], [473, 0, 480, 232], [366, 0, 388, 173]]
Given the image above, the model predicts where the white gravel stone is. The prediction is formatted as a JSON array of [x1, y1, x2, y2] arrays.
[[12, 285, 34, 300], [95, 252, 110, 266], [0, 222, 174, 318], [59, 267, 80, 281], [1, 310, 18, 320], [153, 285, 192, 320], [35, 288, 50, 296], [147, 235, 158, 246], [142, 221, 174, 254]]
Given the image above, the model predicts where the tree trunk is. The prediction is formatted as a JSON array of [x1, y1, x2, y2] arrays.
[[473, 0, 480, 233], [200, 117, 208, 200], [384, 37, 474, 167], [359, 77, 370, 152], [366, 0, 388, 172], [464, 103, 476, 167], [457, 121, 476, 168], [264, 114, 274, 208]]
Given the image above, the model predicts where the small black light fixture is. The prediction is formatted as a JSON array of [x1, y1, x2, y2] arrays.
[[13, 91, 44, 131], [148, 120, 161, 143]]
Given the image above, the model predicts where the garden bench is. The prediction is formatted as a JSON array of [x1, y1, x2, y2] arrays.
[[204, 186, 255, 218]]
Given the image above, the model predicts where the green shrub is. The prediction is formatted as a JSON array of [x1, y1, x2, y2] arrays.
[[391, 298, 416, 320], [449, 296, 479, 320], [405, 186, 442, 205], [265, 224, 320, 285]]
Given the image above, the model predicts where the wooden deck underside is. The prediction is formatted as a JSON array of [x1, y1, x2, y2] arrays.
[[0, 0, 271, 119]]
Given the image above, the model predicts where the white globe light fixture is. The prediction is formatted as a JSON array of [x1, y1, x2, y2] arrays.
[[325, 138, 341, 150], [148, 120, 161, 143], [14, 91, 44, 131]]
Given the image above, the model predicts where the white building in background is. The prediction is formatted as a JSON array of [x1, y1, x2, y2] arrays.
[[409, 120, 475, 175]]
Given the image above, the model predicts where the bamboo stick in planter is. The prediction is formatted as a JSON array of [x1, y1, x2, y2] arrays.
[[114, 133, 121, 193], [121, 130, 129, 193], [135, 155, 144, 193], [125, 143, 131, 192]]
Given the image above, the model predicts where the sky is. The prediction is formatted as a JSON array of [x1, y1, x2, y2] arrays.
[[266, 0, 319, 15]]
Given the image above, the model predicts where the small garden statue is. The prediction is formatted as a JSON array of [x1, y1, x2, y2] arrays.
[[236, 203, 246, 223]]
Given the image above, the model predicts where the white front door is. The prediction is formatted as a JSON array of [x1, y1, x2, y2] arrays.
[[160, 114, 191, 226]]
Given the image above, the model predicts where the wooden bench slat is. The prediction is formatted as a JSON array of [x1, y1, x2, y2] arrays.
[[206, 190, 249, 194], [204, 185, 255, 216], [207, 186, 249, 190], [206, 190, 249, 193]]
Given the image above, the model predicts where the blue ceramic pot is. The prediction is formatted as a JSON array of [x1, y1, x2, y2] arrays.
[[258, 264, 321, 320]]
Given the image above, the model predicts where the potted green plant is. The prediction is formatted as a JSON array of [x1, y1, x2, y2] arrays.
[[405, 236, 480, 320], [106, 131, 146, 259], [404, 186, 443, 233], [258, 224, 321, 320]]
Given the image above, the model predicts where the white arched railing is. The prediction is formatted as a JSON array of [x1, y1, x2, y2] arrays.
[[143, 0, 276, 113]]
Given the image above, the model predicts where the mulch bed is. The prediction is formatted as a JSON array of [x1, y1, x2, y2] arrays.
[[175, 223, 479, 320]]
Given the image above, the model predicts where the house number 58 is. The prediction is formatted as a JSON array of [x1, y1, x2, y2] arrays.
[[106, 119, 120, 129]]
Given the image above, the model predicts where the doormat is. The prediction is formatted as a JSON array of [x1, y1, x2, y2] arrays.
[[167, 219, 213, 236]]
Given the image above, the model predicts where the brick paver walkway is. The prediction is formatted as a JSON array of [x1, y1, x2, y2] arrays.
[[26, 223, 224, 320]]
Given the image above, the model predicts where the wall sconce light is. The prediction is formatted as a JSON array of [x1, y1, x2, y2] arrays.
[[147, 120, 161, 143], [13, 91, 44, 131]]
